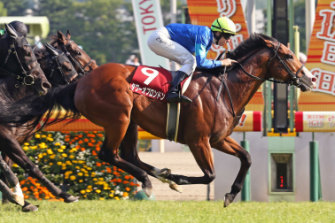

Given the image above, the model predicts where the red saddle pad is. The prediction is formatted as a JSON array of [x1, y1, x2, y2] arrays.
[[130, 65, 172, 101]]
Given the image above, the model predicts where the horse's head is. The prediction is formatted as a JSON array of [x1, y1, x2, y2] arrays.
[[34, 43, 79, 87], [0, 24, 51, 95], [49, 30, 98, 76], [262, 35, 316, 91]]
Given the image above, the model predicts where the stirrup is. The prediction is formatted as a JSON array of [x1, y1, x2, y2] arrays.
[[166, 92, 192, 103]]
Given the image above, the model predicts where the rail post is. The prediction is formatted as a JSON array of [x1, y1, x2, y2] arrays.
[[310, 132, 321, 201], [241, 132, 251, 201]]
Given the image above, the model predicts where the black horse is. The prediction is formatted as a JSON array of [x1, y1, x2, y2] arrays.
[[0, 27, 81, 211], [0, 28, 97, 212]]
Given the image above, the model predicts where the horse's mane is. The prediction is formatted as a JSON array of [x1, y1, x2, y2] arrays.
[[228, 33, 277, 60], [195, 33, 277, 76]]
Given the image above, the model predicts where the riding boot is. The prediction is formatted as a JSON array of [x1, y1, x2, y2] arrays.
[[166, 71, 192, 103]]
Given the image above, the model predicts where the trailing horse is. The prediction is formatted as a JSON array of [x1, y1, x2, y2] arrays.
[[0, 33, 316, 207], [0, 30, 97, 211]]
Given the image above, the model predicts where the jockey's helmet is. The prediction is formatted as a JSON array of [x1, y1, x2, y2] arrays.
[[8, 21, 28, 37], [211, 17, 236, 35]]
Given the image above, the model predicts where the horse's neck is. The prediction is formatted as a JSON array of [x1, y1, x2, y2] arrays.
[[226, 55, 267, 113], [0, 79, 35, 102]]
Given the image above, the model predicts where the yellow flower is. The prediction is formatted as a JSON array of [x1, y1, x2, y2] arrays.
[[79, 179, 83, 183], [47, 149, 53, 155], [61, 145, 66, 149], [39, 143, 47, 149], [62, 153, 68, 158], [49, 162, 53, 166], [23, 146, 29, 151], [86, 189, 91, 193], [91, 172, 96, 177], [57, 162, 62, 166], [78, 172, 83, 176], [70, 175, 76, 181], [38, 154, 43, 159], [123, 192, 128, 197], [35, 134, 40, 138], [69, 155, 75, 160], [24, 142, 29, 146], [109, 193, 114, 198], [96, 189, 101, 194], [41, 134, 47, 138], [54, 142, 61, 146], [50, 154, 56, 159], [58, 149, 64, 153], [99, 197, 104, 200], [80, 190, 86, 194], [114, 197, 120, 200], [47, 137, 54, 142], [93, 178, 98, 182], [66, 160, 72, 165]]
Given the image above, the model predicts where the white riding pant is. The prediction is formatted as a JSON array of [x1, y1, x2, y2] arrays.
[[147, 27, 196, 75]]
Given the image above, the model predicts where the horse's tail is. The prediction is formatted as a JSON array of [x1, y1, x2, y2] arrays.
[[0, 82, 81, 133]]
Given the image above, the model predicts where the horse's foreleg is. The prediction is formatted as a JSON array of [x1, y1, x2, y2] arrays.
[[212, 136, 252, 207], [0, 132, 78, 203], [159, 138, 216, 187], [0, 154, 24, 206]]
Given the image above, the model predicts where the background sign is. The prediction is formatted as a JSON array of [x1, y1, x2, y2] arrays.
[[132, 0, 170, 68], [298, 0, 335, 111]]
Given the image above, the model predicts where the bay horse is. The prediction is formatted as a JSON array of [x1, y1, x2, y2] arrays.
[[0, 31, 97, 211], [0, 34, 316, 207]]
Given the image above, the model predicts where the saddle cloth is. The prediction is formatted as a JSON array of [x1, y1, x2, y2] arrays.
[[130, 65, 191, 101]]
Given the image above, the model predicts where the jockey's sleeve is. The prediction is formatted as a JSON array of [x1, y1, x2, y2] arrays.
[[195, 36, 222, 69]]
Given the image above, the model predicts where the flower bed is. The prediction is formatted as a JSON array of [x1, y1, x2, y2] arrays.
[[13, 131, 139, 200]]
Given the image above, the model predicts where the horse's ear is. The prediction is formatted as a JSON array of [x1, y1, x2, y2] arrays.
[[263, 39, 274, 48], [66, 30, 71, 40], [57, 30, 66, 43], [5, 24, 18, 39]]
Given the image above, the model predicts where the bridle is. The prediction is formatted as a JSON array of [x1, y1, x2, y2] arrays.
[[62, 40, 94, 77], [0, 35, 38, 87], [48, 51, 78, 85], [238, 41, 305, 87], [218, 40, 306, 118]]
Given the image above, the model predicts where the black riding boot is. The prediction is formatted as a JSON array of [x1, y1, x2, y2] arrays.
[[166, 71, 192, 103]]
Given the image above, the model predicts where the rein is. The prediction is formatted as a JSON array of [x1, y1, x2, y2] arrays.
[[216, 41, 305, 118], [64, 40, 94, 76]]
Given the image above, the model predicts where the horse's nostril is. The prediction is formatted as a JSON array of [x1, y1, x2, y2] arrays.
[[312, 77, 317, 82]]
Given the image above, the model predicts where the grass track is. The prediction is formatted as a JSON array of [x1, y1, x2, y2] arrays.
[[0, 200, 334, 223]]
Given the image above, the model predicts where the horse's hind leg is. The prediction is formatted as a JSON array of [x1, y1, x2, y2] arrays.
[[119, 121, 182, 192], [98, 125, 153, 196], [212, 136, 252, 207]]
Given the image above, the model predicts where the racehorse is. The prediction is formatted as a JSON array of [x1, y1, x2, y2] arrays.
[[0, 42, 79, 211], [0, 33, 316, 207], [0, 31, 97, 211]]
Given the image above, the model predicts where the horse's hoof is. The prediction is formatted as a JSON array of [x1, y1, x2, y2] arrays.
[[13, 194, 25, 206], [223, 193, 235, 208], [60, 192, 79, 203], [143, 187, 152, 197], [169, 182, 182, 193], [22, 202, 39, 212], [159, 168, 171, 177]]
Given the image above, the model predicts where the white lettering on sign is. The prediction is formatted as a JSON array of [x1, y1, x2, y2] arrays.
[[311, 68, 335, 95], [216, 0, 236, 17], [141, 67, 159, 85], [316, 2, 335, 42], [131, 83, 165, 101]]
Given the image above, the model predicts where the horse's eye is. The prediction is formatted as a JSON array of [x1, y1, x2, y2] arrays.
[[285, 54, 293, 60], [75, 51, 81, 55]]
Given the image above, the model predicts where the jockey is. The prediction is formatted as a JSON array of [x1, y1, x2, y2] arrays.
[[147, 16, 237, 103]]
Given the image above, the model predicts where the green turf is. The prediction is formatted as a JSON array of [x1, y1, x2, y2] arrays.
[[0, 200, 334, 223]]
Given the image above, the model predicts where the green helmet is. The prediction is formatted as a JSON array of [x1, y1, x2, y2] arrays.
[[211, 17, 236, 35]]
